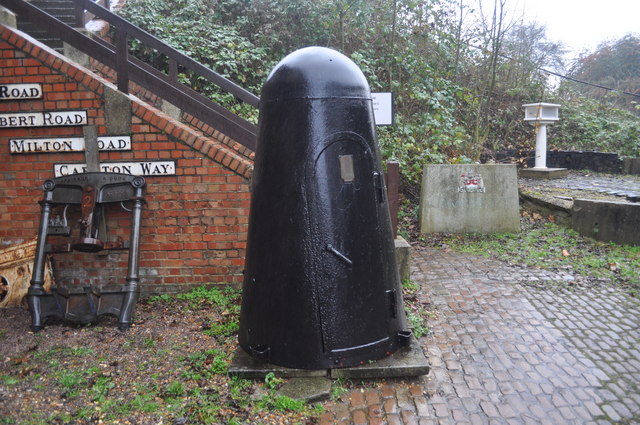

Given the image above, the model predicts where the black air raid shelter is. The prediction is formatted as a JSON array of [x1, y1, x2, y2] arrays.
[[239, 47, 409, 369]]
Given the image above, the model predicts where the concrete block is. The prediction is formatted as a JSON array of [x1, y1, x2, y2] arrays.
[[161, 100, 182, 120], [104, 85, 132, 135], [623, 157, 640, 175], [420, 164, 520, 233], [277, 377, 332, 402], [572, 199, 640, 246], [63, 30, 91, 68], [0, 7, 17, 28], [394, 236, 411, 283]]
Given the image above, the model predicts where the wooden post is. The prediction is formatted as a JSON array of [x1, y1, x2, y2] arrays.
[[74, 1, 84, 27], [169, 58, 178, 82], [386, 161, 400, 239], [83, 125, 107, 246], [115, 26, 129, 93], [83, 125, 99, 172]]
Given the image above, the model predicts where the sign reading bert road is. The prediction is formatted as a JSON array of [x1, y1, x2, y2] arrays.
[[0, 111, 87, 128]]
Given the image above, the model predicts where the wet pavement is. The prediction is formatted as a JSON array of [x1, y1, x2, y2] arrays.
[[520, 172, 640, 202], [319, 245, 640, 425]]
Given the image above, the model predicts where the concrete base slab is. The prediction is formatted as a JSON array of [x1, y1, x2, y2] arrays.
[[329, 336, 429, 379], [229, 336, 429, 380], [228, 347, 327, 379], [519, 168, 569, 179], [277, 377, 333, 402]]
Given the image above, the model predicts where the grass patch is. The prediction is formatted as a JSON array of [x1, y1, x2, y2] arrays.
[[182, 348, 230, 380], [439, 219, 640, 294], [176, 286, 241, 310], [402, 278, 433, 338], [1, 374, 21, 386], [330, 378, 350, 401], [55, 369, 88, 398], [33, 345, 94, 362], [402, 278, 420, 294], [256, 373, 306, 413], [405, 308, 429, 338]]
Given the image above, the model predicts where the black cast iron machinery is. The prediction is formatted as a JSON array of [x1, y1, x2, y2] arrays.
[[28, 172, 146, 331], [239, 47, 410, 369]]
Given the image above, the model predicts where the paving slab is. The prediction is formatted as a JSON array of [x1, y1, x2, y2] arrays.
[[521, 172, 640, 202], [277, 377, 333, 402]]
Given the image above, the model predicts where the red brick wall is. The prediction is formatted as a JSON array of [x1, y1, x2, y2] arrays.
[[0, 25, 252, 293]]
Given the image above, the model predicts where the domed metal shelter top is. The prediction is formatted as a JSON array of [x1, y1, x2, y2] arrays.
[[261, 46, 371, 101]]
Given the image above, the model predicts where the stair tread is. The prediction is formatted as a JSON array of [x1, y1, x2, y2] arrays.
[[16, 0, 80, 47]]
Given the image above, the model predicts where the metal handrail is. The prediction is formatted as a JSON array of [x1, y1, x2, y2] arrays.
[[1, 0, 258, 151]]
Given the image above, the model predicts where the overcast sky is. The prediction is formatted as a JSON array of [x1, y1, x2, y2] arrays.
[[521, 0, 640, 57], [470, 0, 640, 60]]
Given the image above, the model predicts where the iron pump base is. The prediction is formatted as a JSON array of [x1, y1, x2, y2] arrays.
[[27, 173, 146, 332]]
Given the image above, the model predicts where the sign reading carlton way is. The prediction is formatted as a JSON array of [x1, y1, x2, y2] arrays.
[[10, 136, 132, 154], [54, 161, 176, 177], [0, 83, 43, 100], [0, 110, 87, 128]]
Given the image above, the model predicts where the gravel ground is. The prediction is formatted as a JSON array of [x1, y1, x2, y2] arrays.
[[0, 292, 324, 425]]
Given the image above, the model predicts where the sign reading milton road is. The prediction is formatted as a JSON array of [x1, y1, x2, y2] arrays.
[[0, 111, 87, 128], [0, 83, 43, 100], [10, 136, 132, 154], [54, 161, 176, 177]]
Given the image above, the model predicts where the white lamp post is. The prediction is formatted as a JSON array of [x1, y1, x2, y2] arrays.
[[523, 102, 560, 169]]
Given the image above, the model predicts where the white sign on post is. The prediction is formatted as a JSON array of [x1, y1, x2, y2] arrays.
[[372, 92, 394, 126], [0, 111, 88, 128], [54, 161, 176, 177], [0, 84, 43, 100], [9, 136, 132, 154]]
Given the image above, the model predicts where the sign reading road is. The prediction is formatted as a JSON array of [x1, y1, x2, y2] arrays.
[[10, 136, 132, 154], [0, 84, 43, 100], [0, 111, 87, 128]]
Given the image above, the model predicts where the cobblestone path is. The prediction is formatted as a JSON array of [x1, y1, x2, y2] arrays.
[[319, 245, 640, 425]]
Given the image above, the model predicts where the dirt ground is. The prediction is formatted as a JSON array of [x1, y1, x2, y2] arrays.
[[0, 292, 328, 425]]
